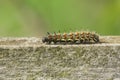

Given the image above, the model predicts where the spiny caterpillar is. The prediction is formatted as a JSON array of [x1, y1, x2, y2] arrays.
[[42, 31, 99, 44]]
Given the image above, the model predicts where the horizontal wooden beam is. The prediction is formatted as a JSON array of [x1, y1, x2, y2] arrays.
[[0, 36, 120, 80]]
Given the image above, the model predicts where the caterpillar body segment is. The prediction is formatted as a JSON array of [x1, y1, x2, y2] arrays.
[[42, 31, 99, 44]]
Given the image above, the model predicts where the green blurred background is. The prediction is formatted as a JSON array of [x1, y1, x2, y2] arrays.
[[0, 0, 120, 37]]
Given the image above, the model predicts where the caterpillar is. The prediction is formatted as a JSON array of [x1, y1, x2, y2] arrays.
[[42, 31, 99, 44]]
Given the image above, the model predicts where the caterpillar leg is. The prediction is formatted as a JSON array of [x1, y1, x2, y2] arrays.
[[53, 40, 57, 44], [79, 37, 85, 43], [80, 39, 84, 43], [93, 38, 99, 43], [47, 41, 51, 44]]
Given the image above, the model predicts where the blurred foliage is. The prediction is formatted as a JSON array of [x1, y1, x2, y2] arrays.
[[0, 0, 120, 36]]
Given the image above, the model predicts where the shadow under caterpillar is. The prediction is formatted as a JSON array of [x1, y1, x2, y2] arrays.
[[42, 31, 99, 44]]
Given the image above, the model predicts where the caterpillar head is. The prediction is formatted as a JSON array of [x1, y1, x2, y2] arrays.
[[42, 37, 49, 43], [42, 32, 53, 43]]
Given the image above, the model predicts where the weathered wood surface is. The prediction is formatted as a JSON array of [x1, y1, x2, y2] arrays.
[[0, 36, 120, 80], [0, 36, 120, 46]]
